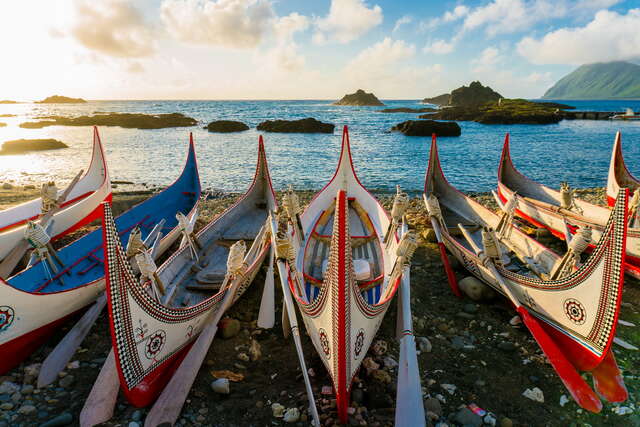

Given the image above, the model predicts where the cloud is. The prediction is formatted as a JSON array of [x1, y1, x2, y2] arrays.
[[126, 62, 145, 73], [457, 0, 622, 37], [471, 46, 503, 72], [161, 0, 275, 48], [345, 38, 415, 76], [424, 39, 454, 54], [444, 5, 470, 22], [262, 13, 310, 73], [71, 0, 155, 57], [393, 15, 412, 32], [313, 0, 383, 44], [524, 71, 553, 84], [517, 9, 640, 64]]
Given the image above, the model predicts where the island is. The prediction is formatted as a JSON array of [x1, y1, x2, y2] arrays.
[[421, 93, 451, 106], [391, 120, 461, 136], [423, 98, 563, 124], [204, 120, 249, 133], [334, 89, 384, 106], [543, 61, 640, 99], [0, 139, 68, 155], [20, 112, 197, 130], [36, 95, 87, 104], [256, 118, 334, 133]]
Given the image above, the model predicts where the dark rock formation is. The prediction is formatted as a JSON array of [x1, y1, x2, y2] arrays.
[[421, 93, 450, 106], [0, 139, 68, 155], [20, 112, 197, 129], [204, 120, 249, 133], [391, 120, 461, 137], [450, 81, 502, 107], [378, 107, 437, 113], [256, 118, 334, 133], [424, 99, 562, 124], [536, 101, 575, 110], [334, 89, 384, 106], [37, 95, 87, 104]]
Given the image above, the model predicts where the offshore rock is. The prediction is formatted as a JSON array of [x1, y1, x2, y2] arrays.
[[256, 117, 334, 134], [390, 120, 461, 137], [0, 139, 68, 155], [204, 120, 249, 133], [20, 112, 197, 130], [334, 89, 384, 106], [37, 95, 86, 103]]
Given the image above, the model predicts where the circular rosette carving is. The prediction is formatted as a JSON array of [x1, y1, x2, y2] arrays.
[[319, 328, 330, 359], [145, 330, 167, 359], [0, 306, 15, 332], [354, 329, 365, 357], [564, 299, 586, 325]]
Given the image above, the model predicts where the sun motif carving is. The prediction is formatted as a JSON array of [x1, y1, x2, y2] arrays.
[[0, 306, 15, 332], [564, 299, 586, 325], [145, 330, 167, 359]]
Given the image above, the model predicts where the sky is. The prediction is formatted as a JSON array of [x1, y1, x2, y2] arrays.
[[0, 0, 639, 100]]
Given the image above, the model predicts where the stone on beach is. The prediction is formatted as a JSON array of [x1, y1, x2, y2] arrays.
[[204, 120, 249, 133], [210, 378, 230, 394], [256, 117, 334, 133], [219, 318, 241, 339], [459, 276, 496, 301], [390, 120, 461, 137]]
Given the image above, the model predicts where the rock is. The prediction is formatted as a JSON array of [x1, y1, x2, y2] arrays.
[[509, 315, 522, 326], [21, 385, 34, 395], [362, 357, 380, 374], [0, 139, 69, 155], [522, 387, 544, 403], [334, 89, 384, 106], [2, 183, 13, 189], [40, 412, 73, 427], [237, 353, 250, 362], [352, 388, 365, 404], [0, 382, 19, 395], [370, 370, 392, 384], [128, 422, 140, 427], [463, 303, 478, 314], [283, 407, 300, 423], [256, 118, 334, 134], [422, 93, 451, 106], [0, 403, 13, 410], [372, 340, 387, 356], [421, 228, 437, 243], [36, 95, 86, 104], [500, 417, 513, 427], [497, 341, 516, 352], [210, 379, 230, 394], [484, 413, 497, 426], [559, 395, 569, 407], [58, 375, 75, 388], [450, 336, 465, 350], [20, 113, 197, 130], [11, 392, 22, 403], [204, 120, 249, 133], [424, 397, 442, 416], [378, 107, 437, 113], [416, 337, 432, 353], [131, 410, 143, 421], [383, 356, 398, 369], [219, 318, 241, 339], [390, 120, 461, 137], [17, 404, 37, 415], [454, 407, 482, 427], [271, 403, 285, 418], [450, 81, 502, 107], [66, 360, 80, 370], [459, 276, 496, 301], [440, 383, 456, 395], [456, 311, 475, 320], [249, 339, 261, 361]]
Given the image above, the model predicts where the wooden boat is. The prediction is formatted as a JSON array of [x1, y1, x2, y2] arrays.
[[425, 135, 628, 411], [497, 133, 640, 279], [278, 126, 424, 425], [611, 108, 640, 121], [0, 127, 112, 268], [101, 136, 276, 410], [0, 135, 201, 375], [607, 132, 639, 207]]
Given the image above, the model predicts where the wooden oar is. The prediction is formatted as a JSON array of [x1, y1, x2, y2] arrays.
[[422, 194, 461, 298], [0, 169, 84, 278], [79, 351, 119, 427], [394, 225, 426, 427], [257, 245, 275, 329], [37, 220, 166, 388], [269, 213, 320, 426], [457, 224, 603, 413]]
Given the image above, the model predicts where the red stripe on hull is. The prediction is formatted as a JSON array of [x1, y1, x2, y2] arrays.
[[335, 190, 349, 425], [0, 307, 86, 375], [121, 340, 195, 407]]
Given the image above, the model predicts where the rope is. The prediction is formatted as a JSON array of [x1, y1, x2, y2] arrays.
[[226, 240, 247, 277], [568, 226, 591, 256], [425, 195, 442, 221], [481, 227, 501, 260], [559, 182, 583, 214], [176, 212, 194, 235], [396, 231, 417, 261], [41, 182, 58, 214], [126, 226, 146, 257], [135, 251, 158, 280], [24, 221, 51, 261], [391, 186, 409, 223], [283, 185, 301, 221]]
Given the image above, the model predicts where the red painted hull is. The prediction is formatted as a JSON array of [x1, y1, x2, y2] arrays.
[[0, 307, 85, 375]]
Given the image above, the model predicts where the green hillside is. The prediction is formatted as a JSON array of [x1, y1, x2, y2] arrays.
[[542, 61, 640, 99]]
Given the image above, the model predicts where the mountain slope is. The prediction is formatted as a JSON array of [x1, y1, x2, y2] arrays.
[[543, 61, 640, 99]]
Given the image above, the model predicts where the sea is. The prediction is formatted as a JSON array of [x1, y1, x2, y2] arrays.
[[1, 99, 640, 195]]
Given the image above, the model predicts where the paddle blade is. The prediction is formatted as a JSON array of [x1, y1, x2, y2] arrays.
[[257, 264, 275, 329], [281, 297, 291, 339], [79, 351, 119, 427], [38, 294, 107, 388], [517, 307, 602, 413], [395, 334, 426, 427], [437, 242, 462, 298], [591, 349, 628, 403]]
